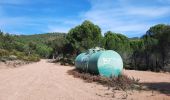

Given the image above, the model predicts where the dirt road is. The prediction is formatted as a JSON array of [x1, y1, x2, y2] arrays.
[[0, 60, 169, 100]]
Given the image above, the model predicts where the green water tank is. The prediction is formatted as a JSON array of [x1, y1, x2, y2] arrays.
[[75, 48, 123, 77]]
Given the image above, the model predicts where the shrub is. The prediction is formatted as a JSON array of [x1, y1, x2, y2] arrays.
[[68, 69, 141, 91], [0, 49, 10, 57], [9, 50, 40, 62], [26, 54, 40, 62], [0, 49, 10, 62], [10, 50, 25, 59]]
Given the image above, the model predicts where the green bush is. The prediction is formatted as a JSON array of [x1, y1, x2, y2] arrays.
[[0, 49, 10, 62], [0, 49, 10, 57], [8, 50, 40, 62], [22, 54, 40, 62], [0, 49, 40, 62], [10, 50, 25, 59]]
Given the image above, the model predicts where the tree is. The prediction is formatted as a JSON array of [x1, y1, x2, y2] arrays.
[[47, 36, 67, 58], [158, 26, 170, 68], [143, 24, 170, 70], [104, 31, 130, 51], [104, 31, 131, 67], [0, 33, 15, 50], [27, 42, 37, 55], [130, 39, 145, 70], [0, 31, 3, 48], [67, 20, 103, 55], [146, 24, 167, 38], [36, 45, 52, 58], [14, 42, 26, 52]]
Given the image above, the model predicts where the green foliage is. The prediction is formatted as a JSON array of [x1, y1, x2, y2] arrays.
[[9, 50, 40, 62], [104, 31, 132, 68], [67, 20, 103, 54], [103, 24, 170, 71], [0, 49, 10, 57], [14, 42, 26, 52], [128, 24, 170, 71], [0, 21, 169, 71], [129, 40, 145, 70], [47, 36, 67, 57], [0, 49, 40, 62], [0, 31, 42, 62], [16, 32, 66, 44], [0, 32, 16, 51], [144, 24, 170, 70], [104, 31, 131, 52], [36, 45, 52, 58], [15, 32, 65, 58], [22, 54, 40, 62], [146, 24, 167, 38]]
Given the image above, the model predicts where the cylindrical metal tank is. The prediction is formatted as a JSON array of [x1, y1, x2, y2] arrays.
[[75, 48, 123, 77]]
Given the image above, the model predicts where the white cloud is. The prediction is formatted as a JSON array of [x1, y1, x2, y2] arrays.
[[0, 13, 80, 34], [124, 7, 170, 17], [0, 0, 169, 37], [81, 0, 170, 37]]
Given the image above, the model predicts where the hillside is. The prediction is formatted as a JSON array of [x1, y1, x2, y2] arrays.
[[16, 32, 66, 44], [0, 32, 67, 62]]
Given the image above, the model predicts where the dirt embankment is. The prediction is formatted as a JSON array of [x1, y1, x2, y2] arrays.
[[0, 59, 169, 100]]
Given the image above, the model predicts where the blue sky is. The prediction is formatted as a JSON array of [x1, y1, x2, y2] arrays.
[[0, 0, 170, 37]]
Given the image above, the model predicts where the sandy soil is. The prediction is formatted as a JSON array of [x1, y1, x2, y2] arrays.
[[0, 60, 169, 100], [123, 70, 170, 100]]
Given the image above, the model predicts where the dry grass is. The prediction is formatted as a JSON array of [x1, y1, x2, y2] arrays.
[[67, 69, 141, 91]]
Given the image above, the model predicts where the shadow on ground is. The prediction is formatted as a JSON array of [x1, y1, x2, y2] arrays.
[[142, 82, 170, 96]]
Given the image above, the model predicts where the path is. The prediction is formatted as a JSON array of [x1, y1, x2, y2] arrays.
[[0, 60, 169, 100]]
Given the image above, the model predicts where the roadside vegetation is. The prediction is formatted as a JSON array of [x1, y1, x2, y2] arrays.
[[68, 69, 141, 91], [0, 20, 170, 71], [0, 32, 40, 62]]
